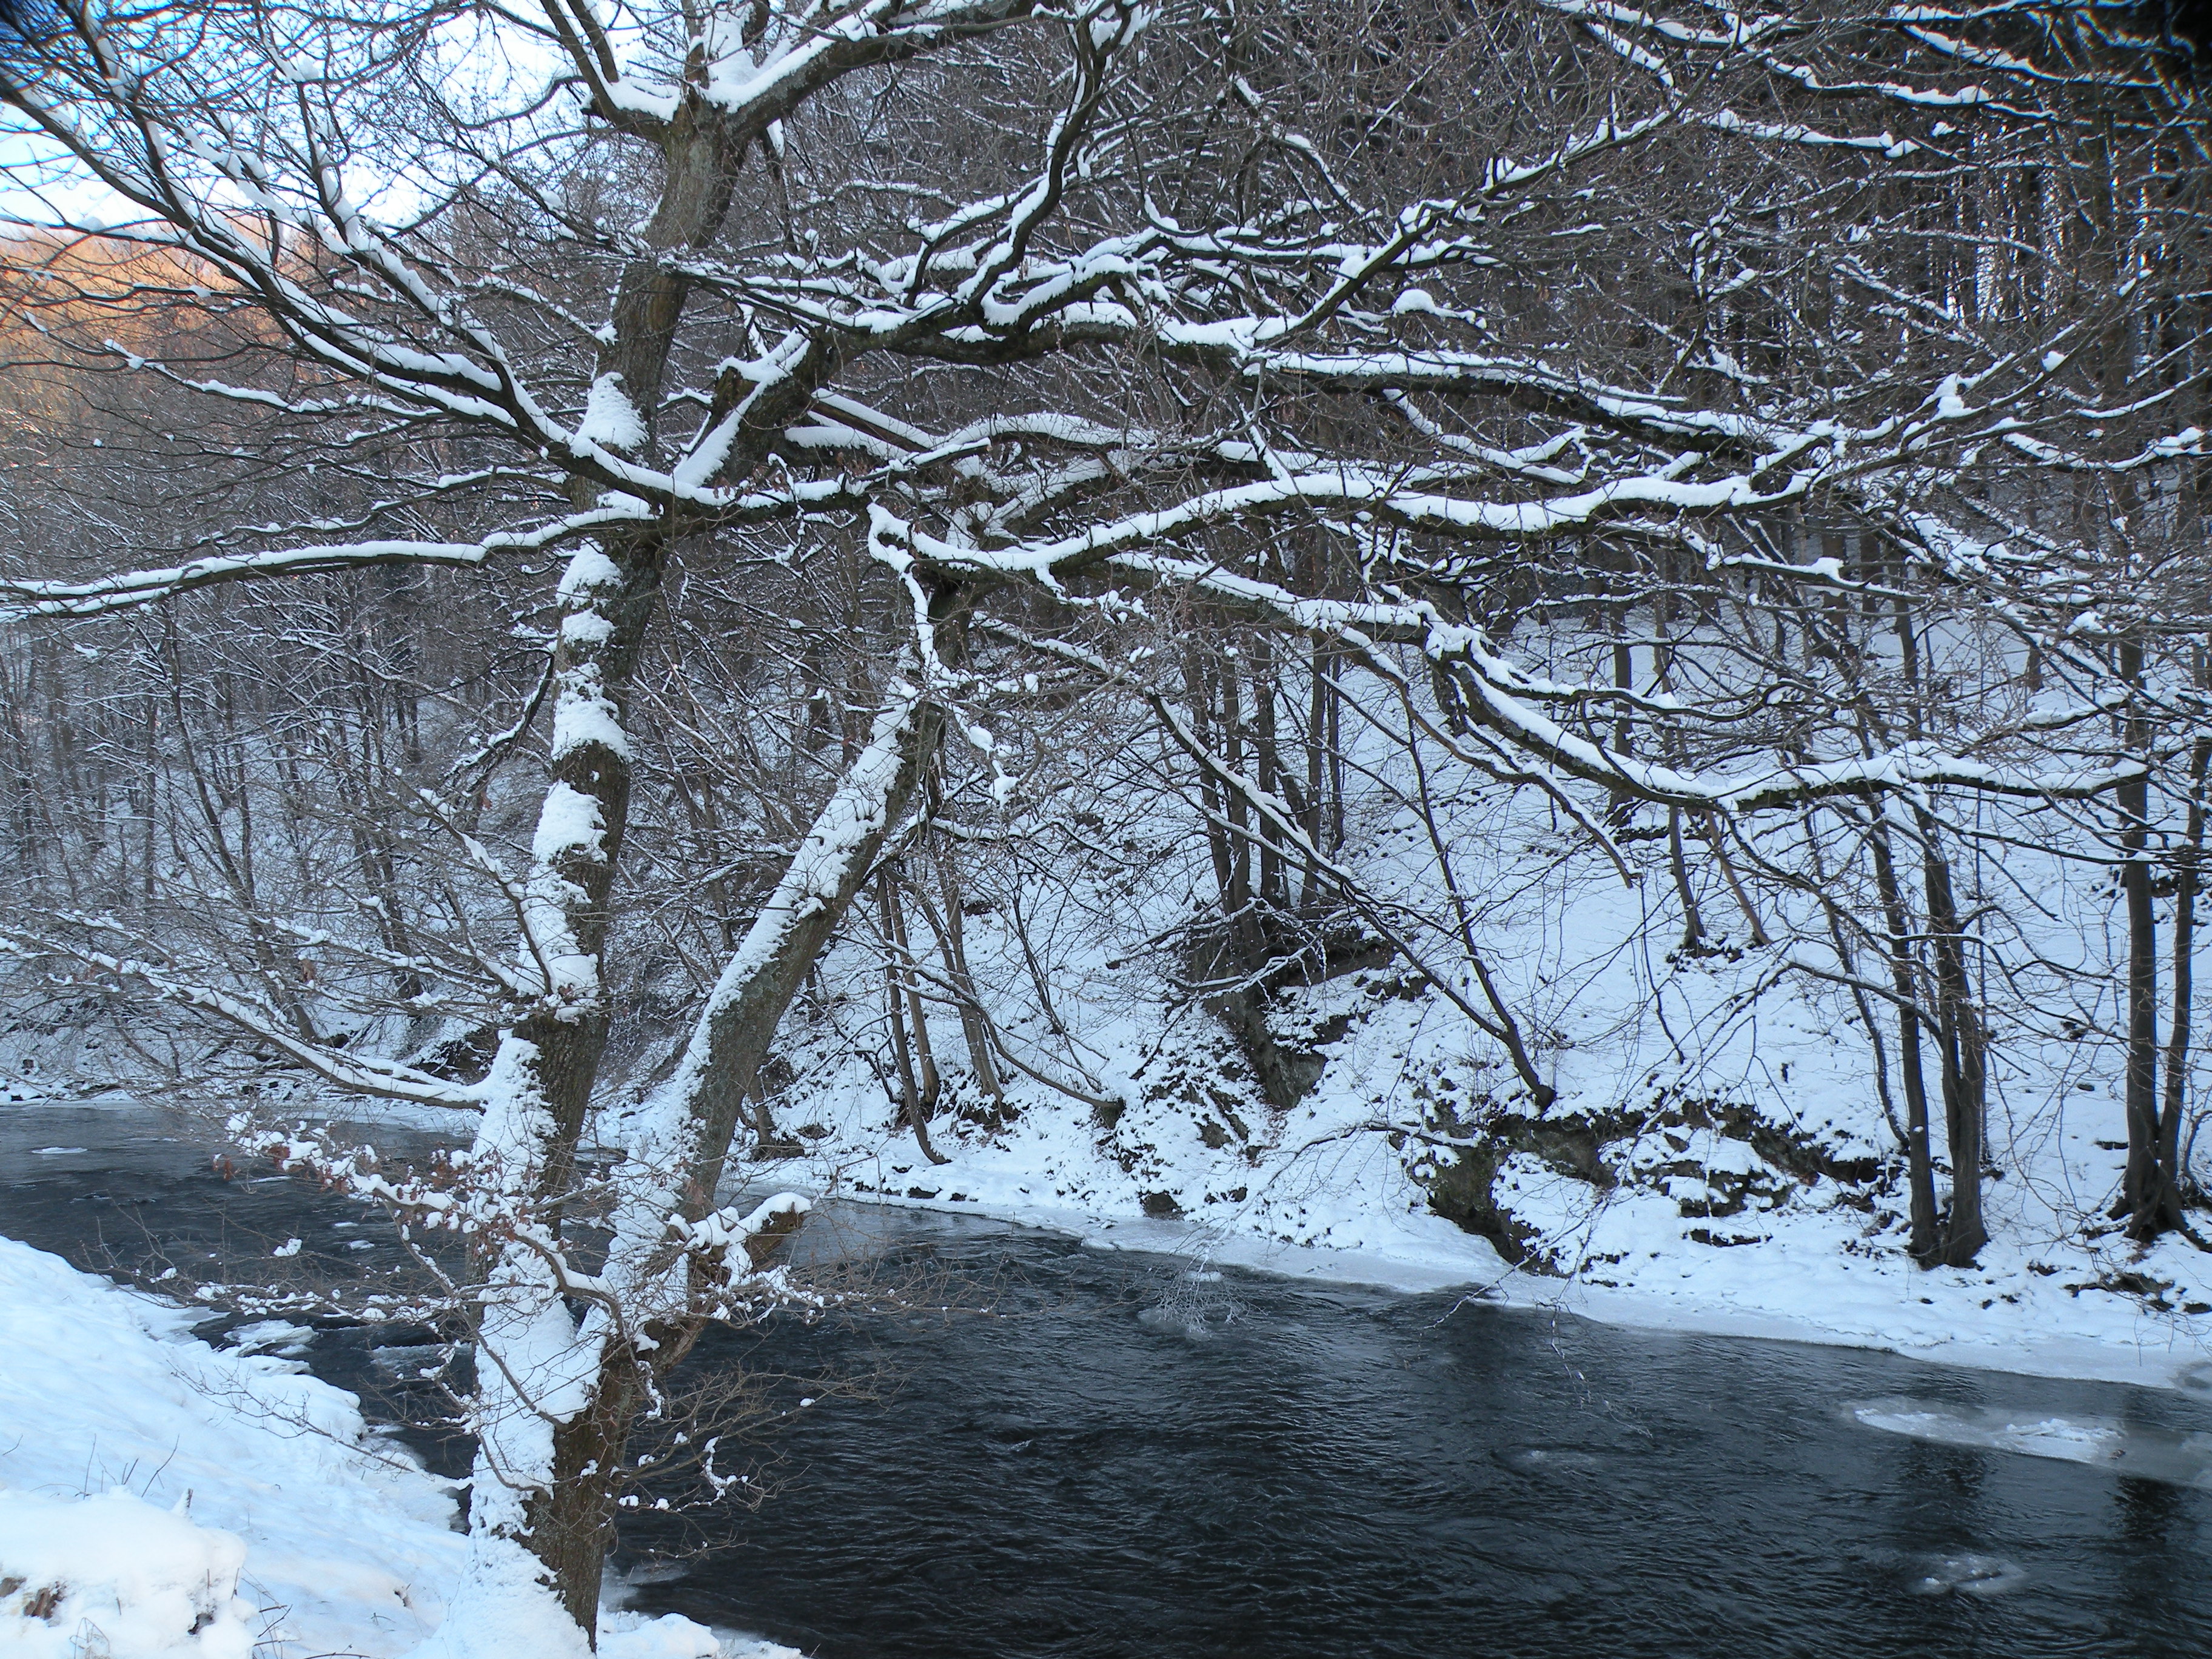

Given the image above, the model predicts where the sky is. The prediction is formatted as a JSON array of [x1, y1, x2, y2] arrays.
[[0, 4, 592, 243]]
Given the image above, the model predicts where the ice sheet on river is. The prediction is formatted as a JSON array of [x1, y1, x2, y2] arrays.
[[1849, 1395, 2212, 1486]]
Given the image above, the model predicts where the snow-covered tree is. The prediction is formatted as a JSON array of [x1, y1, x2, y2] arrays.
[[2, 0, 2207, 1640]]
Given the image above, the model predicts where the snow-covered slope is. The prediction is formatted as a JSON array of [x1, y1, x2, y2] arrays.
[[722, 828, 2212, 1395]]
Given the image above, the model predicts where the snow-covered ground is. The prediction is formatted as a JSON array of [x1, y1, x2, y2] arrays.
[[717, 830, 2212, 1399], [0, 1233, 796, 1658]]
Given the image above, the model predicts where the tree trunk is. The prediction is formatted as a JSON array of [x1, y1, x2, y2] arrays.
[[1303, 642, 1333, 908], [914, 849, 1005, 1103], [1919, 814, 1988, 1266], [2157, 752, 2204, 1228], [1871, 809, 1941, 1263], [2119, 633, 2168, 1238], [1607, 597, 1635, 828], [641, 680, 951, 1210], [452, 85, 817, 1640], [2154, 694, 2211, 1234], [483, 678, 949, 1632], [1669, 809, 1707, 953], [880, 868, 947, 1159], [1887, 585, 1986, 1265], [1252, 637, 1287, 911]]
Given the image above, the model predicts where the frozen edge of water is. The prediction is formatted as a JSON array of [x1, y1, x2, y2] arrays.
[[796, 1188, 2212, 1396]]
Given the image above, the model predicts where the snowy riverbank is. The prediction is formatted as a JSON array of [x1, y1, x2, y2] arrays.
[[797, 1160, 2212, 1396], [707, 902, 2212, 1399], [0, 1234, 791, 1659]]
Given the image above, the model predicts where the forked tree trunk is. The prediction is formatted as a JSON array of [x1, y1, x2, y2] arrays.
[[455, 95, 858, 1639], [492, 680, 950, 1632], [1919, 814, 1988, 1266], [1886, 586, 1986, 1265], [911, 848, 1006, 1103]]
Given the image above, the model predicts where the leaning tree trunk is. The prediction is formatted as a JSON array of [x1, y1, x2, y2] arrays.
[[909, 842, 1006, 1105], [511, 679, 953, 1626]]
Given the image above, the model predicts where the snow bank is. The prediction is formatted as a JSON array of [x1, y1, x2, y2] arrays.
[[0, 1233, 463, 1655], [697, 779, 2212, 1397], [394, 1540, 801, 1659], [742, 937, 2212, 1395], [825, 1173, 2212, 1392], [0, 1234, 797, 1658], [0, 1488, 254, 1659]]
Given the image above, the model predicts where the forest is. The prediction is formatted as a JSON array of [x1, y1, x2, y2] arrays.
[[1, 0, 2210, 1647]]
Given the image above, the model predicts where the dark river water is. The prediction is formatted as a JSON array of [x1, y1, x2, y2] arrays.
[[5, 1101, 2212, 1658]]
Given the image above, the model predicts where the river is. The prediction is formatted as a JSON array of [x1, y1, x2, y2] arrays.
[[4, 1101, 2210, 1657]]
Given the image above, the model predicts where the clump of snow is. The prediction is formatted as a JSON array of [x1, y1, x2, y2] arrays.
[[0, 1488, 254, 1659], [577, 374, 647, 454], [531, 781, 608, 866], [601, 1609, 804, 1659], [1848, 1396, 2212, 1486], [226, 1319, 313, 1357], [401, 1543, 798, 1659]]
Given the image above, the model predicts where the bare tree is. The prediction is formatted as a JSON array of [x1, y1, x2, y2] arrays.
[[2, 0, 2208, 1643]]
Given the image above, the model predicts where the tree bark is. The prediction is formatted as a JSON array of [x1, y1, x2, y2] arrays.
[[1871, 809, 1941, 1263], [2119, 632, 2168, 1238]]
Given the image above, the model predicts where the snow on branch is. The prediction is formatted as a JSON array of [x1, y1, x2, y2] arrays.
[[0, 509, 645, 622], [629, 677, 937, 1155], [0, 930, 491, 1110], [927, 512, 2143, 819], [667, 1193, 813, 1262]]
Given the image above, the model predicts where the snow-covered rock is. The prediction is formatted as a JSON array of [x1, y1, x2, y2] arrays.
[[0, 1488, 254, 1659]]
